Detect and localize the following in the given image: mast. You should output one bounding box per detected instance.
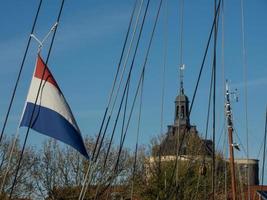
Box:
[225,81,237,200]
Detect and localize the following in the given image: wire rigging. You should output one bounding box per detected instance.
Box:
[186,41,225,198]
[175,0,184,196]
[192,56,214,200]
[212,0,218,199]
[240,0,250,197]
[260,108,267,191]
[161,1,186,199]
[157,0,168,198]
[189,0,222,116]
[94,78,131,200]
[220,1,227,198]
[92,0,163,198]
[89,0,139,165]
[99,70,145,200]
[119,77,131,148]
[130,74,144,200]
[92,0,145,164]
[78,0,139,198]
[99,0,150,171]
[159,0,185,198]
[178,0,184,72]
[160,0,168,137]
[93,68,146,200]
[163,2,222,200]
[0,0,43,145]
[108,0,145,115]
[79,1,150,199]
[93,81,131,200]
[113,0,163,178]
[8,1,65,198]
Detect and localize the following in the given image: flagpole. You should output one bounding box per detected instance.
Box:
[8,1,65,199]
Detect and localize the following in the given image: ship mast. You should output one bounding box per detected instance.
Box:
[225,81,237,200]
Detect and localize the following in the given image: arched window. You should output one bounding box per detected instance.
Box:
[180,105,184,119]
[176,106,179,118]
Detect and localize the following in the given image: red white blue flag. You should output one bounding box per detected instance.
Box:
[20,55,89,159]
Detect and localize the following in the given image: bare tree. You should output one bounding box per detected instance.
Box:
[0,135,38,199]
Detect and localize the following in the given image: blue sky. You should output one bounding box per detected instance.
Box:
[0,0,267,181]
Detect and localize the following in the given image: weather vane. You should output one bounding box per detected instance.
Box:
[179,63,185,94]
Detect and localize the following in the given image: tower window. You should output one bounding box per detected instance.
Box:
[180,105,184,119]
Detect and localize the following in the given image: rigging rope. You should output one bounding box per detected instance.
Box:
[92,0,145,164]
[119,78,131,147]
[158,0,168,198]
[94,68,145,200]
[178,0,184,68]
[1,22,59,198]
[161,0,186,198]
[88,0,139,166]
[162,0,186,198]
[230,106,248,157]
[78,0,139,198]
[113,0,162,177]
[260,108,267,191]
[130,73,144,200]
[8,1,65,198]
[95,78,131,200]
[108,0,145,115]
[92,0,163,197]
[160,0,168,140]
[0,0,43,145]
[187,48,225,198]
[192,55,214,200]
[188,0,221,116]
[164,2,222,200]
[92,80,131,200]
[220,1,227,198]
[102,78,130,169]
[100,0,149,171]
[89,0,145,167]
[204,62,214,163]
[257,138,265,159]
[212,0,218,198]
[79,1,150,199]
[99,71,132,200]
[175,0,184,197]
[240,0,250,197]
[0,0,42,194]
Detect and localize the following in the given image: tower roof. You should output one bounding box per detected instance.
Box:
[175,93,189,102]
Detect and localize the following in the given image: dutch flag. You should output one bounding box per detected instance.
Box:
[20,55,89,159]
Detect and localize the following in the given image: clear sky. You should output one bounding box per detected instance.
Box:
[0,0,267,181]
